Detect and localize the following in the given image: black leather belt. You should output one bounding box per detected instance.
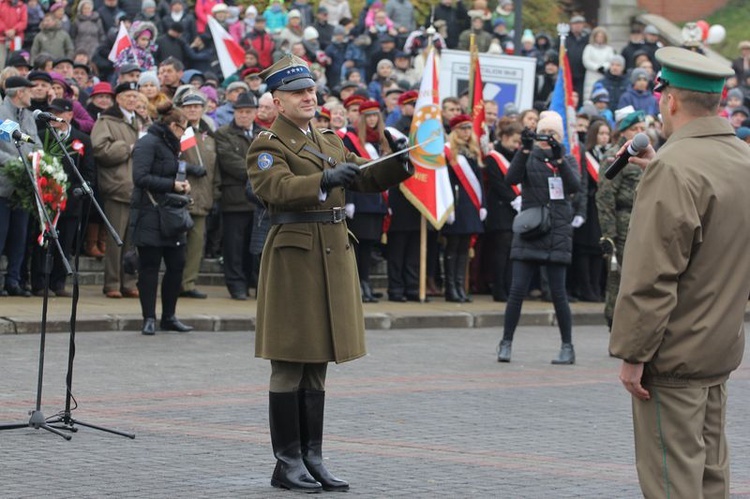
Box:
[270,207,346,225]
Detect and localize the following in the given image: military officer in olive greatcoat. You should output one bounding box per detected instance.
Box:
[246,55,413,494]
[610,47,750,498]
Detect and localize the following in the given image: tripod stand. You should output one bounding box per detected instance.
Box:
[39,122,135,439]
[0,140,74,440]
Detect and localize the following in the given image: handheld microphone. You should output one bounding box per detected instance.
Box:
[33,109,65,123]
[604,133,650,180]
[0,119,35,144]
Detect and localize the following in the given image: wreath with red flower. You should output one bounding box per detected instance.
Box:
[1,151,70,222]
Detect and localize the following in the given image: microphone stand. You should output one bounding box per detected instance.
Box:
[0,139,74,440]
[39,121,135,439]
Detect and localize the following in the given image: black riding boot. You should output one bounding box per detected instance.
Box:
[455,252,472,302]
[443,254,461,302]
[299,389,350,492]
[269,392,323,493]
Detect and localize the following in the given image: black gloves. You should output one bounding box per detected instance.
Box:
[521,128,535,150]
[321,163,360,190]
[548,136,563,159]
[186,163,207,177]
[599,237,614,255]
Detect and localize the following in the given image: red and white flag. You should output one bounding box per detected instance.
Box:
[403,46,453,229]
[207,15,245,78]
[108,22,132,63]
[180,126,197,152]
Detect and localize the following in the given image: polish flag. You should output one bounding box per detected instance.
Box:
[207,16,245,78]
[108,23,132,63]
[180,126,197,151]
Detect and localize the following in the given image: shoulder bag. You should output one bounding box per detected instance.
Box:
[147,190,195,238]
[512,205,551,240]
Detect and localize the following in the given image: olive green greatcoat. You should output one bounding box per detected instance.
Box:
[247,114,412,364]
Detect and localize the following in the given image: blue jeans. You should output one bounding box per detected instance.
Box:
[0,197,30,288]
[502,260,572,344]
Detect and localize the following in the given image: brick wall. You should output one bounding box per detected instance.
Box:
[637,0,729,22]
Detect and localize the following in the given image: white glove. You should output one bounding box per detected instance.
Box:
[446,211,456,224]
[510,196,522,213]
[344,203,355,219]
[571,215,585,228]
[387,207,393,216]
[479,207,487,221]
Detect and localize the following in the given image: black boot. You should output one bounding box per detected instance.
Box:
[455,253,472,303]
[299,389,350,492]
[269,392,323,493]
[360,281,379,303]
[496,340,512,362]
[443,255,461,302]
[551,343,576,365]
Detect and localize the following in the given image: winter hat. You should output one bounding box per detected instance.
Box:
[200,85,218,103]
[77,0,94,14]
[630,68,649,84]
[288,9,301,19]
[245,5,257,17]
[591,87,610,103]
[727,88,744,101]
[521,29,535,44]
[138,71,160,90]
[333,25,346,37]
[536,110,564,138]
[609,54,625,67]
[303,26,319,41]
[211,3,228,14]
[142,0,156,11]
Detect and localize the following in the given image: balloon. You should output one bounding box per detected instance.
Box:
[706,24,727,45]
[695,20,710,41]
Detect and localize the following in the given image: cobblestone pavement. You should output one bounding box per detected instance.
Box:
[1,325,749,498]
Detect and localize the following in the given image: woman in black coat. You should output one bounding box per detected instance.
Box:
[484,118,523,302]
[341,100,390,303]
[497,111,580,365]
[131,103,194,335]
[442,114,486,303]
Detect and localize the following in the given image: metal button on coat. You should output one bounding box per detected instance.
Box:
[326,247,331,254]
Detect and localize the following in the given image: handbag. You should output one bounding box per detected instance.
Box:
[147,191,194,238]
[512,205,551,240]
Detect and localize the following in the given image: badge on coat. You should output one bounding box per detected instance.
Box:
[258,152,274,170]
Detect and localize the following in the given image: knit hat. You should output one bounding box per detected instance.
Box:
[142,0,156,10]
[727,88,744,101]
[630,68,649,84]
[591,87,610,103]
[303,26,319,41]
[536,110,564,138]
[521,29,535,44]
[227,81,250,93]
[610,54,625,67]
[333,25,346,37]
[200,85,218,103]
[138,71,160,90]
[288,9,301,18]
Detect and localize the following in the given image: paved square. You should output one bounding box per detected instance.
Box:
[1,325,749,497]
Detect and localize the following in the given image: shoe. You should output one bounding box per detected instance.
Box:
[551,343,576,365]
[388,295,407,302]
[53,288,72,297]
[121,288,139,298]
[141,318,156,335]
[180,289,208,299]
[0,289,7,297]
[84,223,105,258]
[6,284,31,297]
[360,281,379,303]
[497,340,512,363]
[230,292,248,300]
[406,294,429,303]
[105,290,122,298]
[160,316,193,332]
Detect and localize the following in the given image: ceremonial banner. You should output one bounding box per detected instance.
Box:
[403,46,453,230]
[549,38,580,166]
[469,40,487,146]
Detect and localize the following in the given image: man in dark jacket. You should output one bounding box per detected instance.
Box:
[594,55,629,113]
[158,0,197,43]
[214,92,260,300]
[97,0,123,34]
[433,0,469,49]
[312,6,334,50]
[565,15,589,100]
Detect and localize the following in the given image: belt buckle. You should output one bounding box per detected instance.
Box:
[331,207,345,223]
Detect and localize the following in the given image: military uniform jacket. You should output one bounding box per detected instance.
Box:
[247,114,412,364]
[609,117,750,387]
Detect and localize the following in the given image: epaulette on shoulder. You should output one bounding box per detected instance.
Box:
[319,128,335,134]
[258,130,277,140]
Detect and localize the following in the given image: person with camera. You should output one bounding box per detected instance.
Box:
[130,102,194,335]
[496,110,580,364]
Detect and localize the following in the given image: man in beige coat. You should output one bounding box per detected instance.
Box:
[91,82,143,298]
[609,47,750,497]
[247,55,412,493]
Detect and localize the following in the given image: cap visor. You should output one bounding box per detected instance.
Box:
[275,77,316,92]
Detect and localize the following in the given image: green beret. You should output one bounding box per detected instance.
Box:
[618,110,646,132]
[655,47,734,93]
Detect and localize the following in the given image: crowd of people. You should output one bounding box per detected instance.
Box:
[1,0,750,331]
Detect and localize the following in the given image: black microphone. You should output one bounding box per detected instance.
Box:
[604,133,650,180]
[12,129,35,143]
[32,109,65,123]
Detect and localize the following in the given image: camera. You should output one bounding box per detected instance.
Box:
[531,133,553,143]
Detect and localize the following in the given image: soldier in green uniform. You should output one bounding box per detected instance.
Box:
[610,47,748,498]
[595,109,646,329]
[246,55,413,493]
